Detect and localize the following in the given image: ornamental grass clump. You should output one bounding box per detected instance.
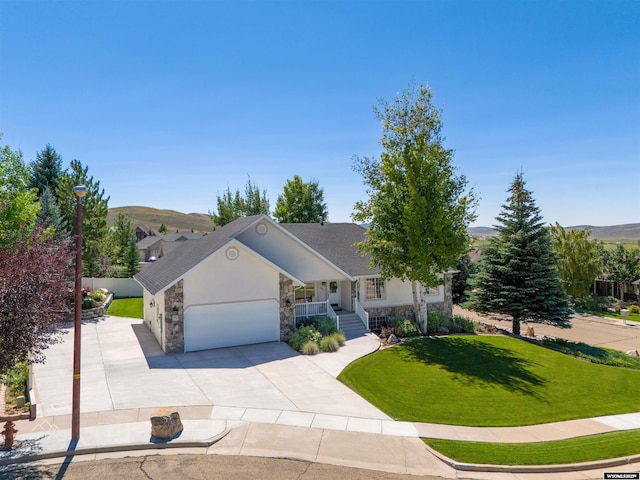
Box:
[320,336,339,352]
[301,341,320,355]
[329,331,346,346]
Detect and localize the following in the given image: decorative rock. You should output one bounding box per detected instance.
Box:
[436,326,449,335]
[525,326,535,337]
[626,349,639,357]
[150,408,183,439]
[387,333,399,344]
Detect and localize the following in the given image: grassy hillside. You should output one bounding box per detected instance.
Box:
[470,223,640,240]
[108,206,213,234]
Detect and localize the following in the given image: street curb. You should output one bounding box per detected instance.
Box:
[0,428,230,467]
[423,443,640,473]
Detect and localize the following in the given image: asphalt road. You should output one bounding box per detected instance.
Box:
[2,454,447,480]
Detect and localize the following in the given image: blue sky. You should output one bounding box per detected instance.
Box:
[1,0,638,227]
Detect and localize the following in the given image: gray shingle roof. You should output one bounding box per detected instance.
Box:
[137,235,162,249]
[280,223,377,277]
[135,215,260,295]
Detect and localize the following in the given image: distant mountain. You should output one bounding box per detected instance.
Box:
[469,223,640,240]
[108,206,213,234]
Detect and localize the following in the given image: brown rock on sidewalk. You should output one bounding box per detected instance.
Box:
[150,407,183,439]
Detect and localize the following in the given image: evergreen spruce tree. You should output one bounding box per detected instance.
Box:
[36,186,68,238]
[122,234,141,277]
[466,173,570,335]
[29,144,63,197]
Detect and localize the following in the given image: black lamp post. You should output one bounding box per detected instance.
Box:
[72,184,86,441]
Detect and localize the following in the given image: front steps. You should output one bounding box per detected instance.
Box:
[338,312,370,340]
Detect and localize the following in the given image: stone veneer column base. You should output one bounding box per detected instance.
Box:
[279,274,295,341]
[164,280,184,354]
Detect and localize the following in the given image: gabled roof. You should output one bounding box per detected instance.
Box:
[137,235,162,249]
[135,215,261,295]
[280,223,377,277]
[162,232,203,242]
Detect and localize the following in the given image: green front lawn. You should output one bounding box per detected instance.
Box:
[106,297,143,319]
[603,311,640,322]
[424,429,640,465]
[338,335,640,426]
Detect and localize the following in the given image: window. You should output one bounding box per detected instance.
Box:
[365,278,385,300]
[425,286,439,296]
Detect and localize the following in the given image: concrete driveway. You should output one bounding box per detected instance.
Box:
[33,316,389,421]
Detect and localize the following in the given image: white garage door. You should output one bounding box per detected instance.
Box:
[184,300,280,352]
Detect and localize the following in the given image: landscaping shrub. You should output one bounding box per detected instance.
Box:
[90,290,105,302]
[392,318,421,337]
[301,340,320,355]
[629,305,640,314]
[541,337,640,370]
[314,316,338,336]
[288,326,322,352]
[3,362,28,399]
[82,297,96,309]
[320,336,340,352]
[426,312,449,335]
[449,315,477,334]
[329,331,346,346]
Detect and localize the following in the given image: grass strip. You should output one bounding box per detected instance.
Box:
[106,297,143,319]
[338,335,640,426]
[423,429,640,465]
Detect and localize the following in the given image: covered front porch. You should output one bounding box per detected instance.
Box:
[293,280,369,336]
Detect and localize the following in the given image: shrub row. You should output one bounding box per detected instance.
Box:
[289,319,346,355]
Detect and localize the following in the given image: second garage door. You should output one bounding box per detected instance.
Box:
[184,300,280,352]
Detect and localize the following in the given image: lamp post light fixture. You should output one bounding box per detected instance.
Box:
[71,185,86,441]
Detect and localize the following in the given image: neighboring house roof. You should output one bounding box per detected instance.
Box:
[137,236,162,249]
[135,216,261,295]
[280,222,377,277]
[162,232,203,242]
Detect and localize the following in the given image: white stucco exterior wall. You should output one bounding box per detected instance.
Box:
[236,221,349,283]
[183,244,279,309]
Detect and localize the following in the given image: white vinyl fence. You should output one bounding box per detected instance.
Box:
[82,277,142,298]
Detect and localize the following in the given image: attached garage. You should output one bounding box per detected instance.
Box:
[184,299,280,352]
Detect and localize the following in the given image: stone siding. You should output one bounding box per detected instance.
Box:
[427,273,454,317]
[279,274,295,341]
[164,280,184,354]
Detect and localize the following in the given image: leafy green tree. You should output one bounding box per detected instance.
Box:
[274,175,328,223]
[210,177,270,227]
[158,223,168,234]
[602,244,640,300]
[108,212,135,263]
[29,144,63,197]
[57,159,110,277]
[466,173,571,335]
[550,223,603,298]
[352,83,477,331]
[36,186,68,239]
[0,142,39,245]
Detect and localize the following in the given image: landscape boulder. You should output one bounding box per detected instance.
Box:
[436,326,449,335]
[387,333,399,344]
[626,349,639,357]
[150,408,183,439]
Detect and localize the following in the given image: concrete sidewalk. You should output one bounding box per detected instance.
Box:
[2,407,639,476]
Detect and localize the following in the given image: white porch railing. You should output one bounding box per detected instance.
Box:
[354,298,369,330]
[295,300,328,317]
[295,300,340,330]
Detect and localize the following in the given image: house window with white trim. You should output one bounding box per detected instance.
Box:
[365,278,385,300]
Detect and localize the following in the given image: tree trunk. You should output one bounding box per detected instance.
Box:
[412,281,425,334]
[512,317,521,336]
